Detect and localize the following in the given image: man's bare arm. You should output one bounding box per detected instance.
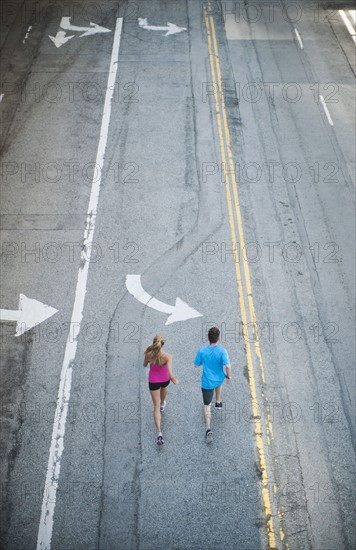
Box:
[225,364,232,379]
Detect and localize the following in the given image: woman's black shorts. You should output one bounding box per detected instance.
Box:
[149,379,170,391]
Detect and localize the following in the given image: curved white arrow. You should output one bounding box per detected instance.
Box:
[126,275,202,325]
[0,294,58,337]
[138,17,186,36]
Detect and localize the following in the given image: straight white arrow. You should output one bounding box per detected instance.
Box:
[138,17,186,36]
[126,275,202,325]
[0,294,58,337]
[60,17,111,37]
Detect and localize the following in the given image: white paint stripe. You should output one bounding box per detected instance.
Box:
[23,25,32,43]
[348,10,356,24]
[0,93,4,102]
[320,95,334,126]
[339,10,356,38]
[36,17,123,550]
[294,28,303,49]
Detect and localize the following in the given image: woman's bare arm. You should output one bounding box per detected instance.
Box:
[166,353,179,384]
[143,352,149,367]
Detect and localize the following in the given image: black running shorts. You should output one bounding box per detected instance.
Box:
[202,388,214,405]
[149,379,170,391]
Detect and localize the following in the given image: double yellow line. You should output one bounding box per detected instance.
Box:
[204,9,281,549]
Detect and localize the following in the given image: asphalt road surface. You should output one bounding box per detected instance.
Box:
[0,1,355,549]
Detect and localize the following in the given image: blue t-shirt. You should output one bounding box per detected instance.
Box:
[194,345,230,389]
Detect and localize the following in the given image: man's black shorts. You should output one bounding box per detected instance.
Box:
[202,388,215,405]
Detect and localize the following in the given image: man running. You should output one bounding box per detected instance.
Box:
[194,326,232,442]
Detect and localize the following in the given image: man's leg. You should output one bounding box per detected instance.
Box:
[204,403,212,430]
[202,389,214,434]
[215,385,222,404]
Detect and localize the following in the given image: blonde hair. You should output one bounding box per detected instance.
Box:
[144,335,166,365]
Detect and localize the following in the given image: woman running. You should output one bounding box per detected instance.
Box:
[143,335,179,445]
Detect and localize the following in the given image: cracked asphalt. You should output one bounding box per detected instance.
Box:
[0,1,355,549]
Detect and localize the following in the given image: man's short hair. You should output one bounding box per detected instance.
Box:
[208,327,220,343]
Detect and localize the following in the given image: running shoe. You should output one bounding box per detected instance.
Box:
[156,434,164,446]
[215,402,223,409]
[206,429,213,443]
[160,400,167,412]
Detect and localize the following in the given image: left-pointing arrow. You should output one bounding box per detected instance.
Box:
[49,30,75,48]
[0,294,58,337]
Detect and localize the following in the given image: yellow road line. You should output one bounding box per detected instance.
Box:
[209,10,266,386]
[207,4,275,444]
[204,10,278,549]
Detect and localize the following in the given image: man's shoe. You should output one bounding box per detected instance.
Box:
[206,429,213,443]
[215,402,222,409]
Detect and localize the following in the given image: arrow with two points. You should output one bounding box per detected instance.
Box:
[49,17,111,48]
[0,294,58,336]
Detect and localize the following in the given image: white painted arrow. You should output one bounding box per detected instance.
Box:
[49,17,111,47]
[60,17,111,37]
[126,275,202,325]
[0,294,58,337]
[49,30,75,48]
[138,17,186,36]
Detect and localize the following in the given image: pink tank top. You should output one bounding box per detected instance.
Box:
[148,362,170,383]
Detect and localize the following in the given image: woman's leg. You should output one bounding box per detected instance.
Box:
[150,390,161,432]
[160,385,168,405]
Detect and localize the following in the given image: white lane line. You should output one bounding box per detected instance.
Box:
[349,10,356,24]
[320,95,334,126]
[0,94,4,102]
[294,28,303,49]
[23,25,32,43]
[339,9,356,42]
[36,17,123,550]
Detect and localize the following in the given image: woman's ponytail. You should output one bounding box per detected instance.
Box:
[144,335,165,365]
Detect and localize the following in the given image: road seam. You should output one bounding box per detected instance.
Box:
[36,17,123,550]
